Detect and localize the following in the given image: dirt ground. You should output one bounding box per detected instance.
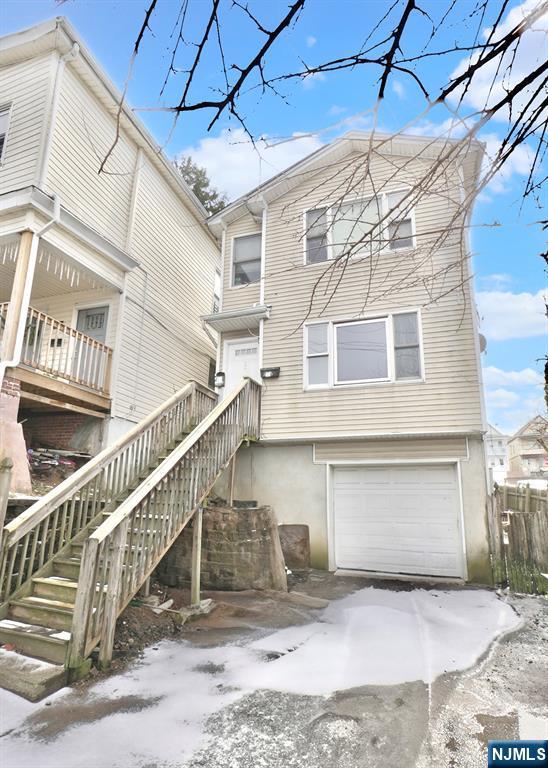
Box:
[1,572,547,768]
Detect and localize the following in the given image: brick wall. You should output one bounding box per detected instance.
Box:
[157,505,287,591]
[1,375,21,398]
[22,412,101,453]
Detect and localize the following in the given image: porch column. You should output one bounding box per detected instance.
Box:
[2,230,38,366]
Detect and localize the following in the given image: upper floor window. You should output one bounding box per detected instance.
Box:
[304,310,422,388]
[0,105,10,164]
[232,233,261,286]
[304,190,415,264]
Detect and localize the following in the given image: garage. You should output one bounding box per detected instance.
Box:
[333,464,465,578]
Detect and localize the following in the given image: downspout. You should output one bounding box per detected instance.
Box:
[258,197,268,371]
[0,195,61,385]
[36,42,80,190]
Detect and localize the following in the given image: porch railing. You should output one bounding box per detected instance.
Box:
[0,303,113,395]
[0,381,217,606]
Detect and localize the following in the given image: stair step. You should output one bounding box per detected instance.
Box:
[53,557,81,580]
[32,577,78,603]
[0,619,69,665]
[9,598,74,632]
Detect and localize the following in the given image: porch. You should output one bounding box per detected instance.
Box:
[0,235,119,414]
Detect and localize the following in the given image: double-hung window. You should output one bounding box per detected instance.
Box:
[305,322,329,386]
[305,208,329,263]
[0,105,10,164]
[232,233,261,286]
[304,311,422,388]
[387,191,414,250]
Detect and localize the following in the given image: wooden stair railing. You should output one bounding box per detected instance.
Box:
[67,378,261,670]
[0,381,217,610]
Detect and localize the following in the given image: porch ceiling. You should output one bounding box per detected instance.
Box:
[0,238,115,302]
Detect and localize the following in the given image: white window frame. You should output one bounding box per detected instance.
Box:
[0,103,12,166]
[302,188,416,266]
[230,232,262,288]
[303,308,424,391]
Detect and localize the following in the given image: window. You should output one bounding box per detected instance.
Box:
[304,190,414,264]
[305,323,329,386]
[304,311,422,388]
[232,233,261,286]
[213,270,221,312]
[332,198,381,257]
[305,208,328,263]
[0,105,10,163]
[387,191,414,250]
[336,320,388,383]
[393,312,421,379]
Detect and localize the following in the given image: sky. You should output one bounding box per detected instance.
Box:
[2,0,546,434]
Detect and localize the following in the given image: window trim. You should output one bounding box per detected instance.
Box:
[230,231,262,288]
[303,308,424,391]
[0,103,13,166]
[302,188,416,266]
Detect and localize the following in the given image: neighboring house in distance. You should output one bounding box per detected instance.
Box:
[204,131,492,584]
[485,424,509,486]
[0,18,219,492]
[507,416,548,490]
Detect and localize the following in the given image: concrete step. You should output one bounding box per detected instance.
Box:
[0,646,67,702]
[32,576,78,604]
[9,597,74,632]
[0,619,68,665]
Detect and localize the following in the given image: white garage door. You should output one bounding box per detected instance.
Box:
[333,464,464,578]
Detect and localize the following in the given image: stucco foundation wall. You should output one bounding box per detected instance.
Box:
[215,443,328,569]
[215,436,491,582]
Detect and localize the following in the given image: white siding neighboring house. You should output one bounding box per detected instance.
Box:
[0,18,219,492]
[205,132,492,583]
[507,416,548,490]
[485,424,509,487]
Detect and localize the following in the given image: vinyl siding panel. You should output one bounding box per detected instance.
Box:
[221,211,261,311]
[45,65,136,249]
[222,150,483,439]
[0,53,54,193]
[113,158,218,422]
[314,437,468,462]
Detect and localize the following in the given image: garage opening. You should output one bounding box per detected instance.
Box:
[333,464,465,578]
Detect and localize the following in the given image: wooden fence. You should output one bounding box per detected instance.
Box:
[487,485,547,595]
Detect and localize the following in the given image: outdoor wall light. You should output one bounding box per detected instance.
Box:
[260,367,280,379]
[214,371,225,388]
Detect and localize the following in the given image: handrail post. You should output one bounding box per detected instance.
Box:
[190,506,203,606]
[98,518,129,669]
[0,458,13,555]
[68,537,99,670]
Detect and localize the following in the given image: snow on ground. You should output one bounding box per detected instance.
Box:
[0,588,520,768]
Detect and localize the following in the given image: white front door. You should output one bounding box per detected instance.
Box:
[333,464,464,578]
[224,338,260,394]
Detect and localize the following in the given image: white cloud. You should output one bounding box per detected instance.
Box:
[449,0,548,121]
[328,105,347,116]
[476,289,546,340]
[306,35,317,48]
[392,80,405,99]
[302,71,326,89]
[483,366,544,387]
[180,128,323,200]
[486,388,521,408]
[481,133,536,194]
[478,273,513,290]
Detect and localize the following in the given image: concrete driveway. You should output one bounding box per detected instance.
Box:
[1,575,546,768]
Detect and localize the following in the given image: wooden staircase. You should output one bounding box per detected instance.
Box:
[0,378,261,690]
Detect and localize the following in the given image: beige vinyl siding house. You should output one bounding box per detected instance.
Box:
[0,18,219,489]
[206,133,491,583]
